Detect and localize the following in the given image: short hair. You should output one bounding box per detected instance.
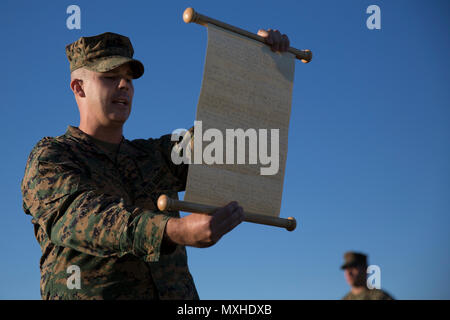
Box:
[70,67,90,81]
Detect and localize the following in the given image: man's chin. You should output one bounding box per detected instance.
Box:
[108,111,130,122]
[107,115,129,126]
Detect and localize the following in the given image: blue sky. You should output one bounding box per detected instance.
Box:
[1,0,449,299]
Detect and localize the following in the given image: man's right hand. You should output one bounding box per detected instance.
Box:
[164,201,244,248]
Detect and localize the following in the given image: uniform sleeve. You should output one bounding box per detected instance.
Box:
[159,126,194,191]
[133,126,194,192]
[21,140,169,262]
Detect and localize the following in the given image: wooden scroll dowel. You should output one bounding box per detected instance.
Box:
[183,7,312,63]
[157,194,297,232]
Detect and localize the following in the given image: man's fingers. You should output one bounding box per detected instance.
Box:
[258,29,273,45]
[192,204,243,246]
[258,28,290,52]
[271,29,281,51]
[219,206,244,235]
[213,201,238,221]
[257,29,269,38]
[281,34,290,52]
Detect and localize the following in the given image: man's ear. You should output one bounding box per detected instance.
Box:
[70,78,86,98]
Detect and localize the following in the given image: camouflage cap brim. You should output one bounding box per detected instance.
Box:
[83,55,144,79]
[341,262,357,270]
[341,261,368,270]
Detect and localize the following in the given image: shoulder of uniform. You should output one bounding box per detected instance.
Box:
[29,134,74,163]
[379,289,394,300]
[126,129,184,154]
[127,136,152,147]
[22,135,71,192]
[125,137,156,156]
[342,292,352,300]
[369,289,394,300]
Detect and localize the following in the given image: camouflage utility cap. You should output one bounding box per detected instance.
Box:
[341,251,368,269]
[66,32,144,78]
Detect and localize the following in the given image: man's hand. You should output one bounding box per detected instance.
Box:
[164,201,244,248]
[257,29,290,52]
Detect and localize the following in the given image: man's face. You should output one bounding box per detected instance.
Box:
[81,64,135,126]
[344,265,366,287]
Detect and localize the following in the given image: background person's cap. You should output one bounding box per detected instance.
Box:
[65,32,144,79]
[340,251,368,269]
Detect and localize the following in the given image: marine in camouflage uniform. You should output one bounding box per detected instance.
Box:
[21,32,198,299]
[341,252,393,300]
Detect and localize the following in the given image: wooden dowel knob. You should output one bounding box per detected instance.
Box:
[183,7,196,24]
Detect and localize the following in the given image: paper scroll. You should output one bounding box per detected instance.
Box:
[184,24,296,217]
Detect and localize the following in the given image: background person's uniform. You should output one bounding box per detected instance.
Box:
[343,288,393,300]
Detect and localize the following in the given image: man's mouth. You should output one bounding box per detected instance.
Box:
[112,98,129,106]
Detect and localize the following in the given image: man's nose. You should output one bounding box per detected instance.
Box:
[118,78,131,91]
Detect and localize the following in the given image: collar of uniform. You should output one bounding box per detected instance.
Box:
[64,125,147,159]
[64,125,119,162]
